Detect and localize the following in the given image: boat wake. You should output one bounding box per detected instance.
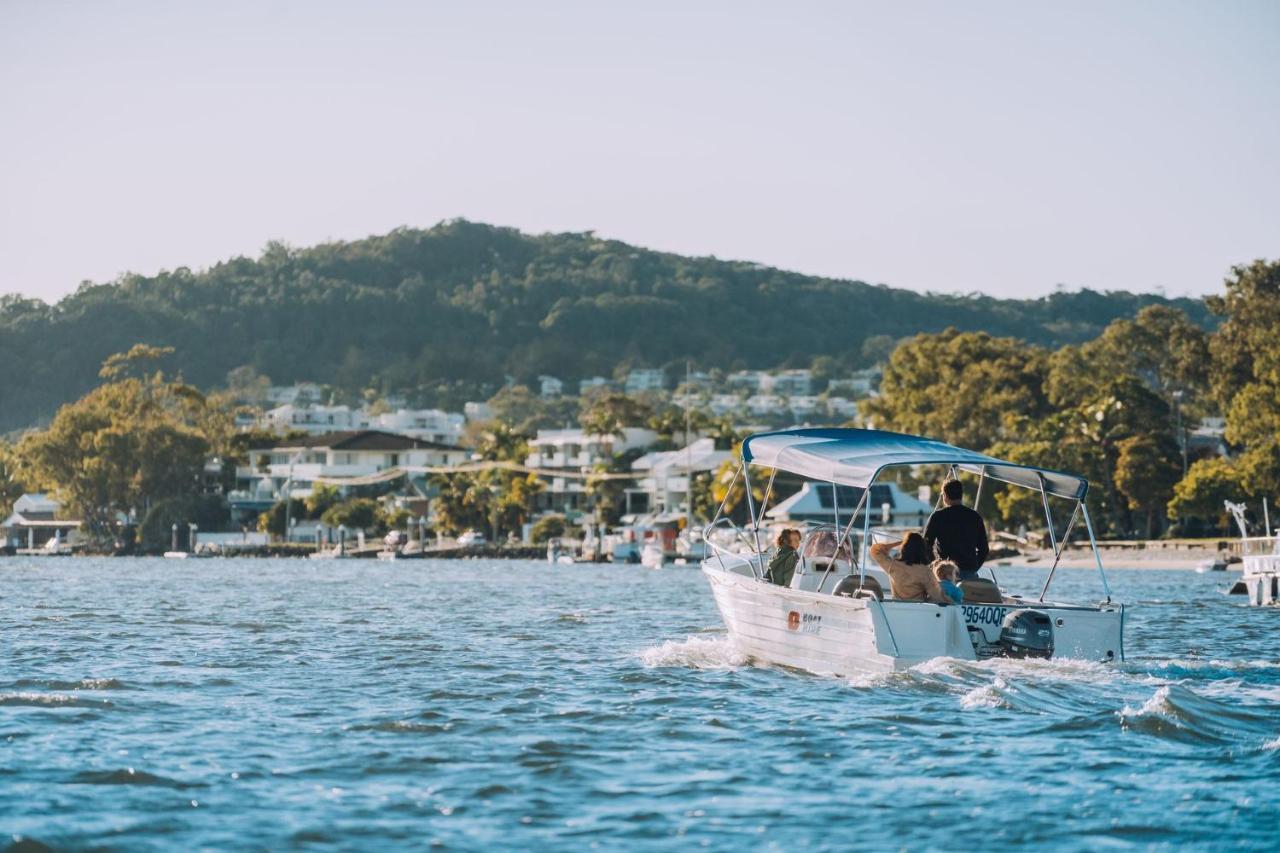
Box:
[638,635,747,670]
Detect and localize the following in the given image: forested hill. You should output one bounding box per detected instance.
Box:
[0,220,1212,432]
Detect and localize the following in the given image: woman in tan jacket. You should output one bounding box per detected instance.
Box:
[869,532,950,604]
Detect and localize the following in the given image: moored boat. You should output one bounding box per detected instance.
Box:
[1224,501,1280,605]
[700,428,1125,676]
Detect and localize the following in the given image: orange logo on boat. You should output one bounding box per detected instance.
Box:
[787,611,800,630]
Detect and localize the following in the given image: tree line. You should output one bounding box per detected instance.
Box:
[862,260,1280,538]
[0,219,1211,433]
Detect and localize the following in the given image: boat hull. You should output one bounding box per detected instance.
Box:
[702,560,1124,676]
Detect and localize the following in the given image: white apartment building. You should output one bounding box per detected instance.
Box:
[369,409,466,445]
[538,375,564,398]
[827,396,858,418]
[578,376,612,395]
[727,370,769,392]
[624,369,666,393]
[771,369,813,396]
[747,394,785,416]
[787,395,819,416]
[524,427,657,512]
[261,404,465,445]
[709,394,744,416]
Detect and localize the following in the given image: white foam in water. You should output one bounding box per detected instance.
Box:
[639,635,747,670]
[959,676,1010,710]
[1119,685,1176,722]
[1264,736,1280,751]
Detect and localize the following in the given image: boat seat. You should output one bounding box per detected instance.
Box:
[833,574,883,601]
[960,578,1002,604]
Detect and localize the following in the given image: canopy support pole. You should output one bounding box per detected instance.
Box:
[859,472,877,586]
[1081,502,1112,603]
[1038,474,1057,555]
[973,466,987,512]
[743,465,763,562]
[1039,500,1081,602]
[755,468,777,531]
[706,463,742,575]
[821,487,869,594]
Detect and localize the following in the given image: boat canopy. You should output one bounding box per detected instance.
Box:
[741,428,1088,501]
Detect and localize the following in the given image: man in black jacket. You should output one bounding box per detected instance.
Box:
[923,479,989,581]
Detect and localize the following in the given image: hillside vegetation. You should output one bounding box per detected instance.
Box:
[0,220,1212,432]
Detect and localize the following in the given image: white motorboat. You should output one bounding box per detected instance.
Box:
[700,428,1125,676]
[1224,501,1280,605]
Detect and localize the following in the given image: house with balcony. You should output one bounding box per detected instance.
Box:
[524,427,657,513]
[627,438,730,516]
[230,430,464,523]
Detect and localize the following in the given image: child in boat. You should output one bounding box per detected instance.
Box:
[765,528,801,587]
[933,560,964,605]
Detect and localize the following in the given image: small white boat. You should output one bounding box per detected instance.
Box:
[1195,557,1229,574]
[700,428,1125,676]
[1224,501,1280,605]
[641,543,666,570]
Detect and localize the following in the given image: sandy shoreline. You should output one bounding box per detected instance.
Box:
[1005,548,1236,571]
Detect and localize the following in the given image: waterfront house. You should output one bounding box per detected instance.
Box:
[524,427,657,513]
[230,431,464,523]
[627,438,730,515]
[2,493,81,550]
[766,481,932,527]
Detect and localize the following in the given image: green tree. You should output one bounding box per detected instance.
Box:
[1114,434,1181,539]
[530,514,567,544]
[579,391,653,438]
[17,352,211,537]
[862,329,1051,451]
[257,498,307,537]
[305,484,341,518]
[320,498,379,531]
[0,441,26,519]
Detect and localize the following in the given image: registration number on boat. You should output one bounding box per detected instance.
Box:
[962,605,1006,626]
[786,610,822,634]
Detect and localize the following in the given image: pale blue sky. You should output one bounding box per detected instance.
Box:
[2,1,1277,302]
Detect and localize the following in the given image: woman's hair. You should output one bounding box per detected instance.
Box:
[899,532,929,565]
[776,528,798,549]
[932,559,960,581]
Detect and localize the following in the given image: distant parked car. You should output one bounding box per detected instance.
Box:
[457,530,486,548]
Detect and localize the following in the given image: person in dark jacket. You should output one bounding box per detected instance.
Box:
[765,528,801,587]
[923,479,989,581]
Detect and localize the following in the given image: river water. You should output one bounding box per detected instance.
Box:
[1,557,1277,849]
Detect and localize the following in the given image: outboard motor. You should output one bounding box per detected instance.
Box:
[998,609,1054,659]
